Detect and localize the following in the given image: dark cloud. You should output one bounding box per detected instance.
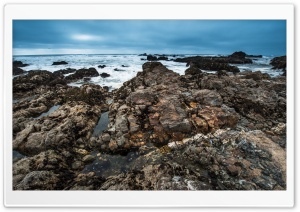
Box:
[13,20,286,55]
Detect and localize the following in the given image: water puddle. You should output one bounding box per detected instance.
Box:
[13,150,26,162]
[81,151,140,178]
[92,111,109,137]
[34,105,61,119]
[13,95,37,104]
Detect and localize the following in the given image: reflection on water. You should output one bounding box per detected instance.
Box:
[13,95,37,104]
[13,150,25,162]
[81,151,140,178]
[34,105,61,119]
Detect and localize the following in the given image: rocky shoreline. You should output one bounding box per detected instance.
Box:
[12,55,286,190]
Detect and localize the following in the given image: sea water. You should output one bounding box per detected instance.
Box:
[13,54,283,90]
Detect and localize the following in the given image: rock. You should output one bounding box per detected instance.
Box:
[229,51,247,59]
[14,171,60,190]
[65,68,99,82]
[127,88,155,106]
[63,84,107,105]
[98,65,106,68]
[217,70,228,77]
[83,77,91,82]
[72,161,83,170]
[13,150,71,190]
[100,72,110,78]
[12,58,286,191]
[115,114,128,132]
[68,172,105,190]
[185,66,202,75]
[114,68,126,72]
[102,133,111,142]
[13,101,103,156]
[157,56,168,60]
[147,55,158,61]
[198,105,239,132]
[243,71,270,81]
[192,89,223,107]
[13,60,29,67]
[227,165,241,176]
[13,70,66,93]
[270,56,286,70]
[52,61,68,65]
[13,67,25,75]
[138,53,147,56]
[108,140,118,151]
[82,155,96,163]
[53,68,76,75]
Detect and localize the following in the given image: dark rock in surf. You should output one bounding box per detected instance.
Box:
[138,53,147,56]
[147,55,158,61]
[52,61,68,65]
[53,68,77,75]
[270,56,286,70]
[114,68,126,72]
[98,65,106,69]
[65,68,99,82]
[13,61,29,68]
[100,72,110,78]
[13,61,29,76]
[13,67,25,75]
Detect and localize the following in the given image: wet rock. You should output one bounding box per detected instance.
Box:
[13,70,66,93]
[52,61,68,65]
[65,68,99,82]
[147,55,158,61]
[242,71,271,81]
[83,77,91,82]
[72,161,83,170]
[100,72,110,78]
[14,171,60,190]
[13,67,25,75]
[82,155,96,163]
[53,68,76,75]
[13,102,102,156]
[13,60,29,68]
[114,68,126,72]
[98,65,106,68]
[270,56,286,71]
[13,150,71,190]
[63,84,107,106]
[185,66,202,75]
[68,172,105,190]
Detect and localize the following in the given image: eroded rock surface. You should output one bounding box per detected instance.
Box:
[12,61,286,191]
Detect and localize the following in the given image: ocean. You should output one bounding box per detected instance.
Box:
[13,54,284,90]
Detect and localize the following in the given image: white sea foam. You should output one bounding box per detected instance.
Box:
[13,54,283,90]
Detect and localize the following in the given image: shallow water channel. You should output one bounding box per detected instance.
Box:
[82,151,140,178]
[34,105,61,119]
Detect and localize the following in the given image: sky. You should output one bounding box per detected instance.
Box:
[13,20,286,56]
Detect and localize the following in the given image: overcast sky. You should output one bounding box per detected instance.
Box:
[13,20,286,56]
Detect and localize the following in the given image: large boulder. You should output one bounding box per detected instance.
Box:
[65,68,99,82]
